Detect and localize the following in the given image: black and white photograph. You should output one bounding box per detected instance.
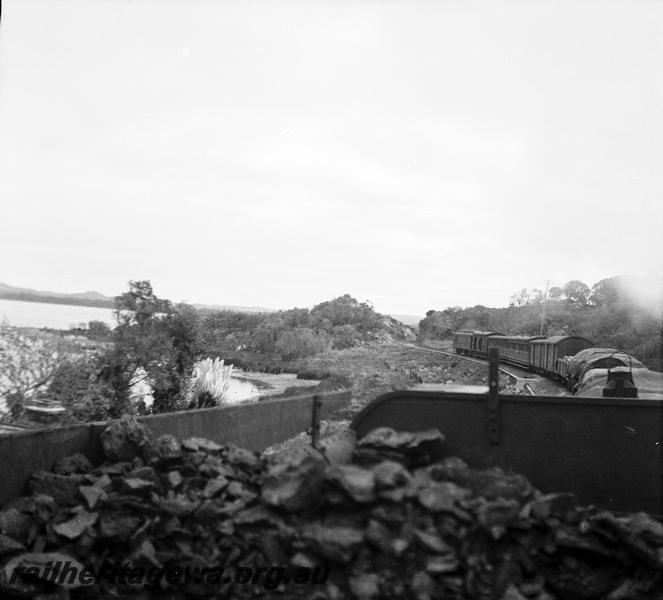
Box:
[0,1,662,598]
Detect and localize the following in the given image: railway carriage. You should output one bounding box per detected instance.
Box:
[486,335,545,368]
[453,330,473,354]
[453,331,596,385]
[529,335,594,379]
[469,331,502,357]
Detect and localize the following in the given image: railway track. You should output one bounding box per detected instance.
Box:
[393,341,557,396]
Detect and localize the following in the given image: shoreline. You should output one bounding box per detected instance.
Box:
[231,371,320,398]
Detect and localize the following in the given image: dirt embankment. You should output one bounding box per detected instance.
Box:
[291,343,512,418]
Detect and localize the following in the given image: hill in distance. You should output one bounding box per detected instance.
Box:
[0,282,278,313]
[0,282,116,308]
[389,313,423,327]
[0,282,110,302]
[0,282,417,325]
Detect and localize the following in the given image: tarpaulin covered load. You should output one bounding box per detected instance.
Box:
[565,349,646,390]
[575,366,663,399]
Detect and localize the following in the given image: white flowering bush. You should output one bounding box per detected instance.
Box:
[188,357,234,407]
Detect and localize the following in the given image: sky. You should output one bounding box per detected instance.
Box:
[0,0,662,316]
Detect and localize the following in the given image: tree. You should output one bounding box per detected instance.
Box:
[102,281,203,415]
[281,307,312,329]
[563,280,591,306]
[468,305,491,329]
[589,277,622,308]
[548,286,564,302]
[164,304,203,383]
[530,289,544,305]
[311,294,382,331]
[509,289,531,307]
[252,318,285,353]
[418,310,453,339]
[114,280,172,327]
[151,303,203,412]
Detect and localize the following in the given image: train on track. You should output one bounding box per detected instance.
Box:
[452,330,642,395]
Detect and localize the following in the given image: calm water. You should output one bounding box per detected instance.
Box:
[224,377,261,404]
[0,298,116,330]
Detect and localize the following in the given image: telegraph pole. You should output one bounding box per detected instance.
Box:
[539,280,550,335]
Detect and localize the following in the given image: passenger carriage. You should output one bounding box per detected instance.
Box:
[469,331,502,357]
[486,335,545,368]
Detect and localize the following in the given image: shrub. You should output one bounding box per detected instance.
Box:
[187,357,234,408]
[275,327,329,361]
[48,357,119,423]
[332,324,359,349]
[88,320,112,338]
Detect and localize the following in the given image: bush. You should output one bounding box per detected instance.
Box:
[187,357,234,408]
[48,357,119,423]
[275,327,329,360]
[88,320,112,338]
[332,324,359,349]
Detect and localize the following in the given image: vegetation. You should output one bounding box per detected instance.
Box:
[2,273,660,426]
[187,357,235,408]
[419,275,662,370]
[0,283,402,424]
[200,293,408,361]
[96,281,204,415]
[0,321,66,421]
[46,357,117,423]
[86,320,112,338]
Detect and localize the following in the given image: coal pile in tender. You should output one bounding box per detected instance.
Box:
[1,416,662,599]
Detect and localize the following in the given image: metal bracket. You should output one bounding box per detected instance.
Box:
[488,348,501,444]
[310,394,321,449]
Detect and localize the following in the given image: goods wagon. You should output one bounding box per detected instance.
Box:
[486,335,545,368]
[453,330,473,354]
[469,331,502,355]
[0,390,352,507]
[351,383,663,513]
[529,335,594,379]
